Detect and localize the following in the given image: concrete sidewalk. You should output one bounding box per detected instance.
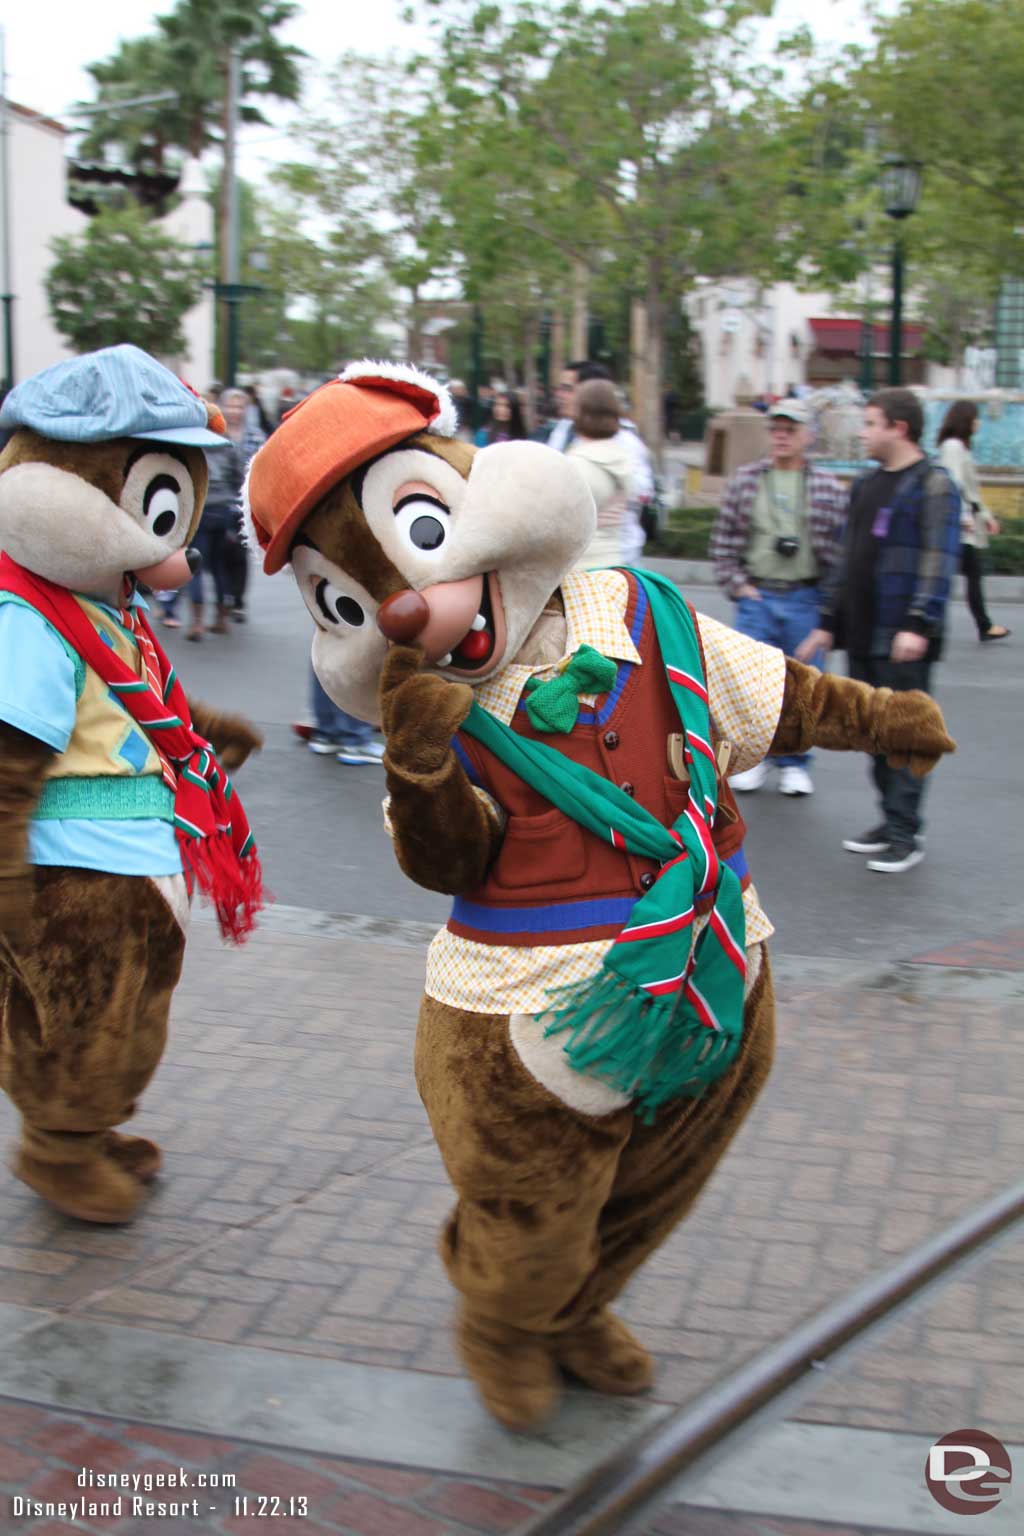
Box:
[0,905,1021,1535]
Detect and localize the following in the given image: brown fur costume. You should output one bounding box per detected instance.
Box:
[0,378,262,1224]
[246,363,954,1429]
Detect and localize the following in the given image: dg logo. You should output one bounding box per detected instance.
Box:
[926,1430,1013,1515]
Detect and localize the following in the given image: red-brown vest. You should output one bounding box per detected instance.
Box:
[450,572,749,948]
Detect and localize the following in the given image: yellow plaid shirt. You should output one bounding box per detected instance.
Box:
[387,569,785,1016]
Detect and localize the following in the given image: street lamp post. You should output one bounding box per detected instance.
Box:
[879,156,922,386]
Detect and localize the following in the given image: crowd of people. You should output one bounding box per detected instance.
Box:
[712,387,1009,875]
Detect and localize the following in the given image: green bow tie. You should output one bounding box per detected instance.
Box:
[524,644,618,733]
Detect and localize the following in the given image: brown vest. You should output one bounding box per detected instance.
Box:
[450,572,748,948]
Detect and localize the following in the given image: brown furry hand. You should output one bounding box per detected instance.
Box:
[771,659,955,777]
[875,689,957,777]
[187,701,264,771]
[379,645,474,775]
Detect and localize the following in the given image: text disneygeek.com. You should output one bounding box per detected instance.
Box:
[9,1465,310,1522]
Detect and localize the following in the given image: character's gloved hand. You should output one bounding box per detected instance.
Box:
[379,644,474,777]
[771,660,956,778]
[211,717,264,772]
[873,689,957,777]
[188,701,264,771]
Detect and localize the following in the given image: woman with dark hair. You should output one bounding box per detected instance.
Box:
[937,400,1010,642]
[484,393,526,445]
[567,379,635,568]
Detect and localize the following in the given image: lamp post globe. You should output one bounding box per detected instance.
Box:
[880,157,923,385]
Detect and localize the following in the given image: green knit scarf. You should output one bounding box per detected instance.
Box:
[459,568,747,1120]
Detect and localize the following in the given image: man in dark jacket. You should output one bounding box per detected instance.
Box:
[797,388,961,873]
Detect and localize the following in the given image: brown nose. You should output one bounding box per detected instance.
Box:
[377,588,430,642]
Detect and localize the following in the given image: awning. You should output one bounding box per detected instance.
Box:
[809,318,925,355]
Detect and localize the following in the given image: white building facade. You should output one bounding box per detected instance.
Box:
[687,278,955,409]
[2,102,214,389]
[4,103,87,381]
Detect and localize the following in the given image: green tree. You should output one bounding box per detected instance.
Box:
[46,207,202,357]
[421,0,791,459]
[778,0,1022,377]
[77,0,304,175]
[859,0,1024,283]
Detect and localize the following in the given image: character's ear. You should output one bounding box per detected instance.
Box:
[206,400,228,437]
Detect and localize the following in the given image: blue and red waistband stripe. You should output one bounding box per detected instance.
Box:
[449,846,748,939]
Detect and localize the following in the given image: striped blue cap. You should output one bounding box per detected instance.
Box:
[0,345,228,447]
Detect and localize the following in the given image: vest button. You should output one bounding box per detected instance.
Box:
[639,872,656,891]
[603,729,620,749]
[621,781,635,796]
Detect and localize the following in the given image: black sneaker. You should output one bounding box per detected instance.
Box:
[842,824,890,854]
[867,842,925,874]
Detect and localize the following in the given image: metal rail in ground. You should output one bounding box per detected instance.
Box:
[513,1179,1024,1536]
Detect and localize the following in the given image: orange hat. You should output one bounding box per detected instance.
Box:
[244,361,456,574]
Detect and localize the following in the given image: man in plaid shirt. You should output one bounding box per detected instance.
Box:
[709,399,845,796]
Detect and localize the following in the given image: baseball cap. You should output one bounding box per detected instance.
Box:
[768,398,809,424]
[0,345,228,447]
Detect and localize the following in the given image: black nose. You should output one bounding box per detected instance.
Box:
[186,546,203,575]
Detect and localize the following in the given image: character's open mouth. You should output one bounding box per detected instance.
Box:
[444,572,497,672]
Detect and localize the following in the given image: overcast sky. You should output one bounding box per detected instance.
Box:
[7,0,880,185]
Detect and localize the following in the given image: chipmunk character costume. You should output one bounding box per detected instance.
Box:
[247,363,954,1430]
[0,346,264,1225]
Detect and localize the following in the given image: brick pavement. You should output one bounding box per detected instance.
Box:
[0,906,1020,1493]
[0,1397,938,1536]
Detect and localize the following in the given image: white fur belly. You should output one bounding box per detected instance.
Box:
[509,941,765,1115]
[149,873,191,934]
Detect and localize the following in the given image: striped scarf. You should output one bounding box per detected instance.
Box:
[460,568,746,1119]
[0,555,263,943]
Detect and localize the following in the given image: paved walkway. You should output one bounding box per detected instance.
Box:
[0,905,1021,1534]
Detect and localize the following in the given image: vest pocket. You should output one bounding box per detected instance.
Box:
[491,806,587,891]
[663,774,691,824]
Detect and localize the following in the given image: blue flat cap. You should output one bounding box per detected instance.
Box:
[0,344,228,447]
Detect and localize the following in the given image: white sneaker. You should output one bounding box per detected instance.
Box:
[729,762,768,793]
[336,739,386,765]
[778,765,814,796]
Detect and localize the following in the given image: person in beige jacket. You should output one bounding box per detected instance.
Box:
[568,380,637,569]
[937,400,1010,642]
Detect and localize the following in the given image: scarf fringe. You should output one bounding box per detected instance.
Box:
[183,832,264,944]
[543,969,737,1123]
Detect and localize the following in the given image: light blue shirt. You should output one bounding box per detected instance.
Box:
[0,596,182,876]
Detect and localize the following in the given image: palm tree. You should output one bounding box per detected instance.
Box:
[77,0,304,174]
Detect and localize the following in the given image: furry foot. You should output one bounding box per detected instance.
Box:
[457,1312,562,1431]
[12,1145,145,1224]
[101,1131,162,1184]
[554,1309,655,1396]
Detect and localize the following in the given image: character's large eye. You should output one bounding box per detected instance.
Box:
[313,577,365,629]
[143,475,183,538]
[121,451,195,543]
[394,490,450,557]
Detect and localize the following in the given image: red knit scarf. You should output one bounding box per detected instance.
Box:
[0,554,263,943]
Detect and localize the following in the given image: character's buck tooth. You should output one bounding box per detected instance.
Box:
[438,652,453,667]
[471,614,488,631]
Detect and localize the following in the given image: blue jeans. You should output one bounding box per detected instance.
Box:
[734,585,823,770]
[311,670,371,746]
[187,505,233,608]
